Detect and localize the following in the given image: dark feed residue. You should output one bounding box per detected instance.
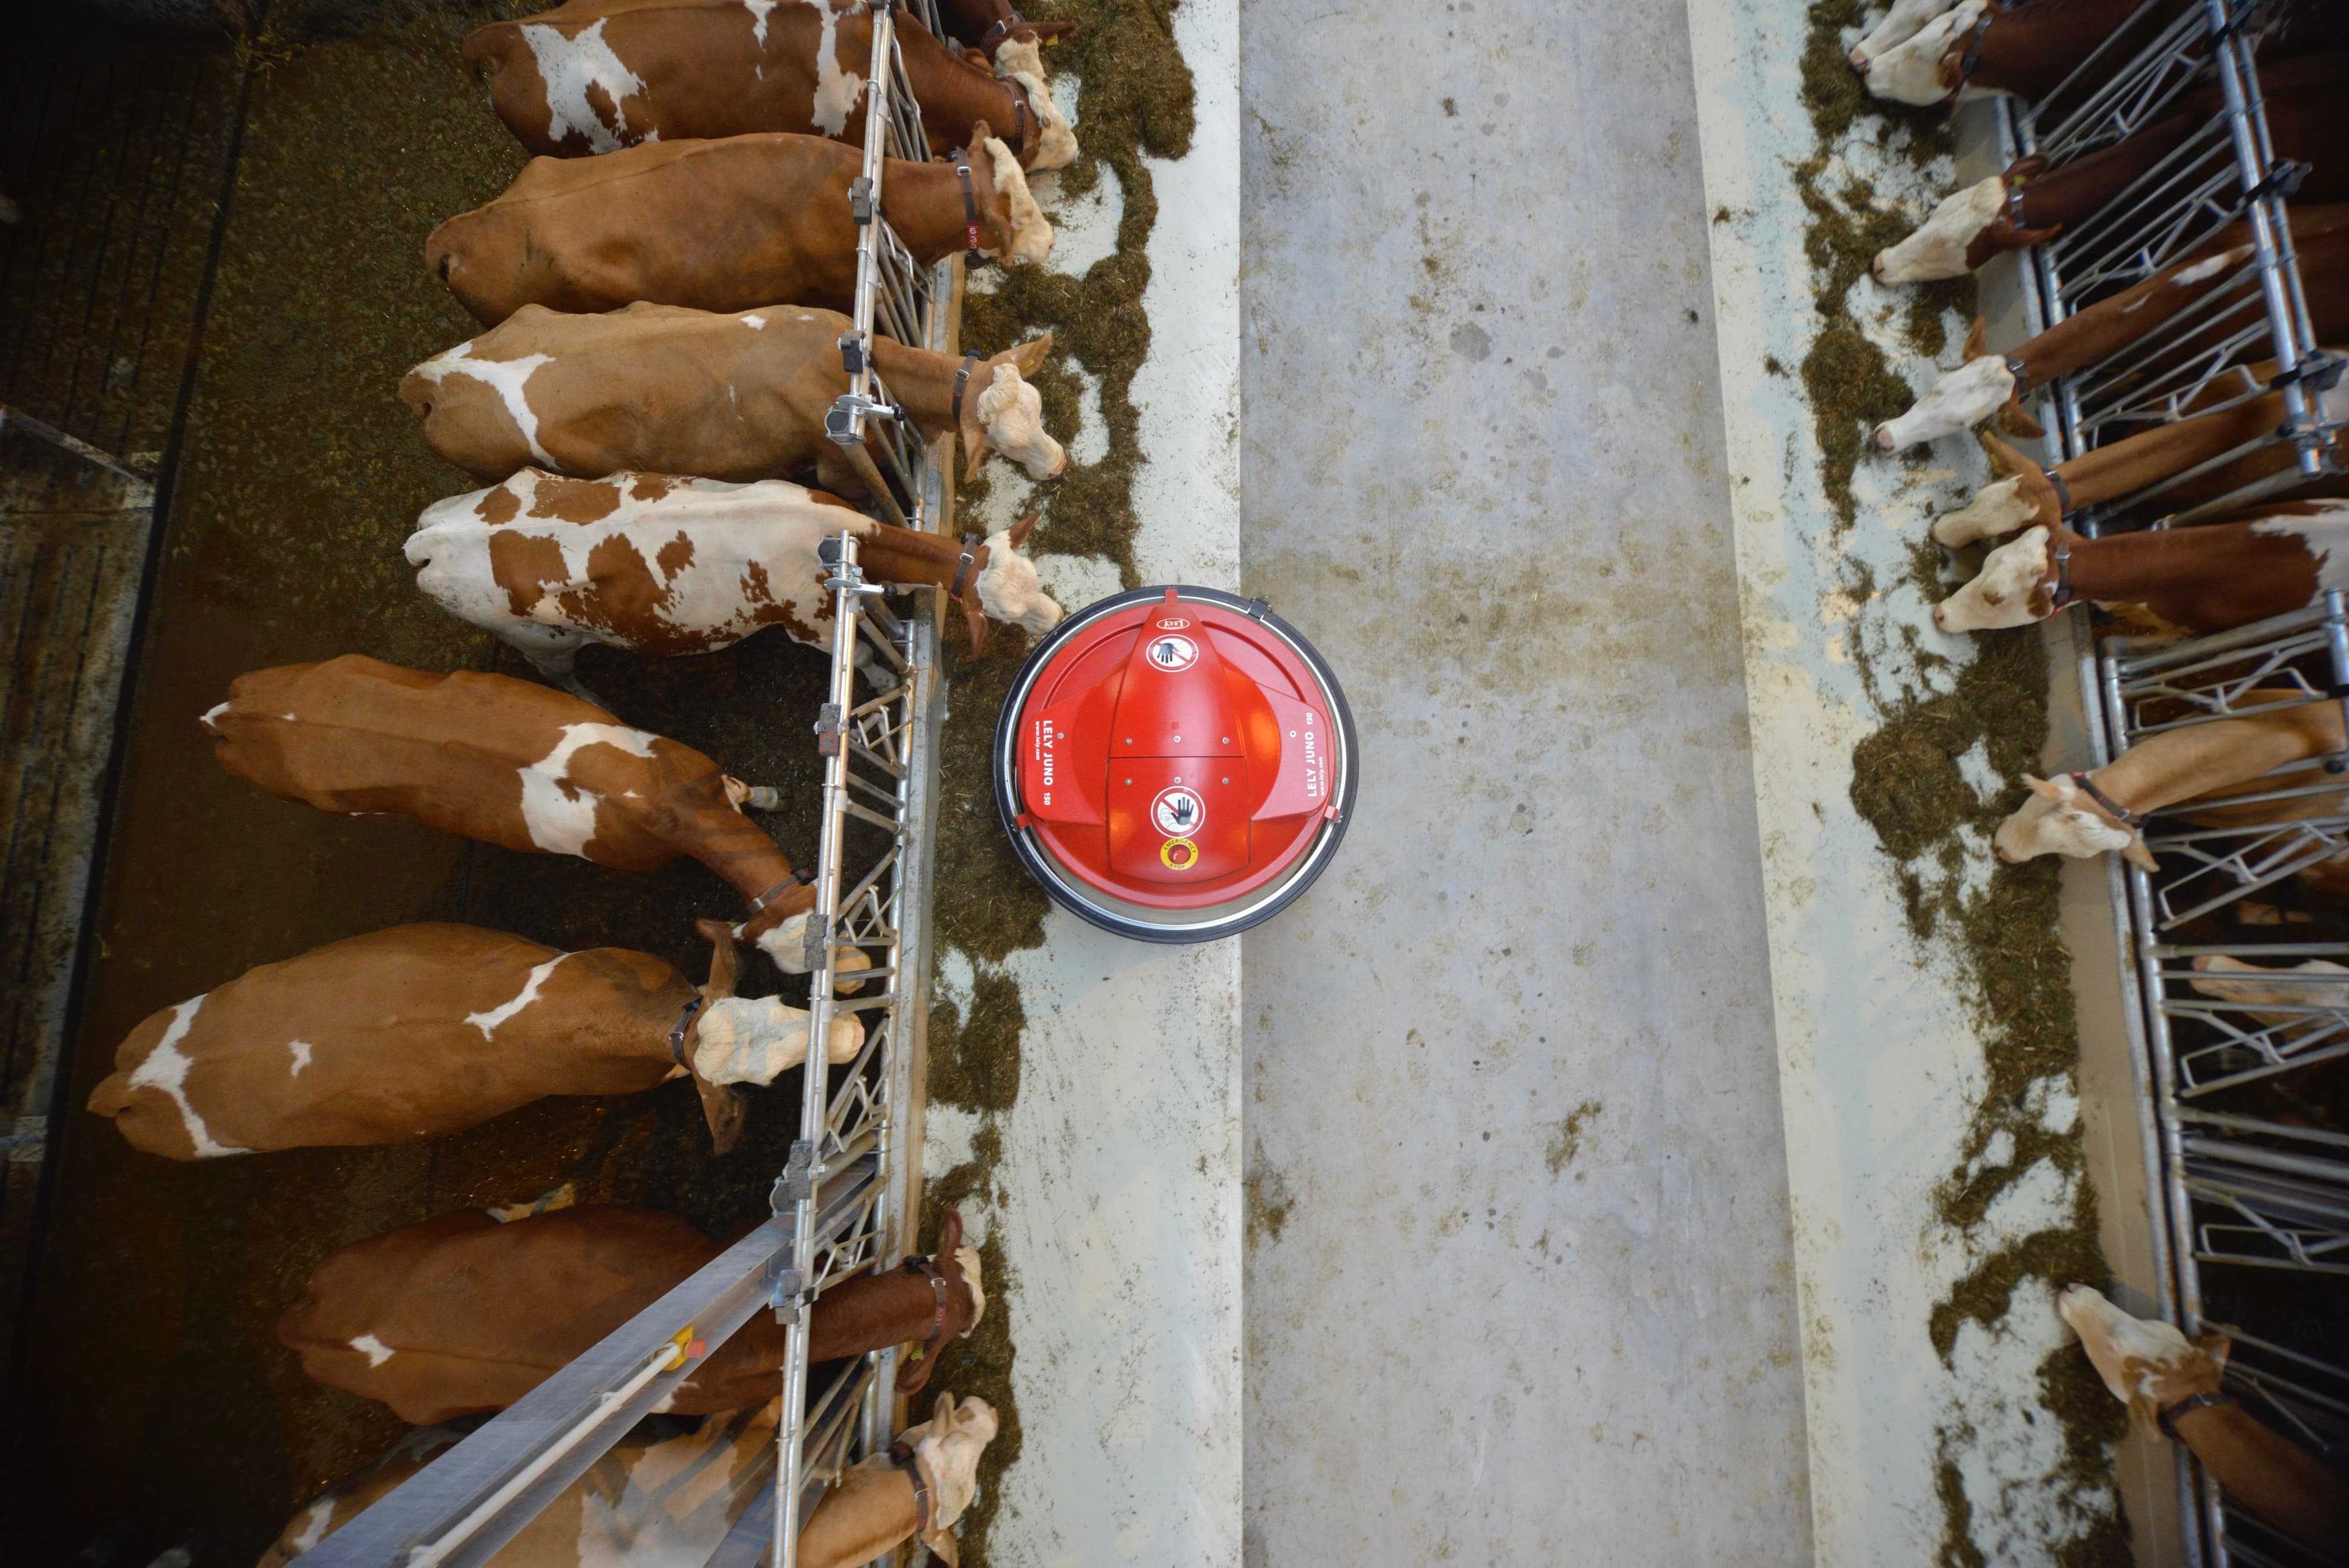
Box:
[1799,3,2126,1562]
[918,3,1196,1561]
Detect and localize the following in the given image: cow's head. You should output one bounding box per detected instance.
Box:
[1872,175,2010,284]
[1992,773,2159,871]
[1863,0,1984,105]
[900,1394,1001,1567]
[962,337,1067,483]
[1874,325,2018,453]
[1933,524,2057,633]
[999,63,1077,171]
[744,904,877,990]
[956,511,1063,654]
[898,1207,989,1394]
[1932,433,2063,548]
[967,125,1053,266]
[2058,1284,2228,1428]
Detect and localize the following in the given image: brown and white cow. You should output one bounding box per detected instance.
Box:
[2060,1286,2349,1556]
[1931,377,2349,547]
[404,469,1061,693]
[1864,0,2181,106]
[256,1407,775,1568]
[1989,696,2345,867]
[1874,58,2349,282]
[459,0,1076,170]
[797,1395,1000,1568]
[84,920,857,1161]
[204,655,822,969]
[278,1203,984,1422]
[399,302,1064,502]
[1931,502,2349,635]
[1876,208,2349,451]
[428,127,1052,328]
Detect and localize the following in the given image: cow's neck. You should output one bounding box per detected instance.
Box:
[884,160,982,270]
[855,523,989,598]
[2091,705,2343,816]
[871,338,969,442]
[900,39,1031,163]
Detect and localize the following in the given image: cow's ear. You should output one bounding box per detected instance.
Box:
[967,119,993,159]
[1008,509,1041,551]
[1011,332,1053,376]
[2197,1330,2234,1373]
[935,1206,964,1265]
[2121,833,2160,873]
[698,918,741,1000]
[2024,773,2065,800]
[963,595,990,656]
[2006,154,2048,184]
[1964,316,1989,361]
[933,1392,957,1433]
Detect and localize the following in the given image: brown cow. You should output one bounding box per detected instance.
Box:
[428,127,1052,328]
[204,655,822,968]
[2060,1286,2349,1555]
[1864,0,2183,106]
[1931,377,2349,546]
[1932,501,2349,634]
[277,1203,984,1422]
[399,302,1065,501]
[1875,57,2349,282]
[257,1393,998,1568]
[1875,206,2349,451]
[405,470,1061,695]
[459,0,1076,170]
[84,920,857,1161]
[935,2,1075,61]
[1990,696,2345,867]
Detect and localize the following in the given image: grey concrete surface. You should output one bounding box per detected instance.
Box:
[1236,3,1816,1561]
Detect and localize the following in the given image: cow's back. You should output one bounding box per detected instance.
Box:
[279,1206,724,1424]
[410,469,869,655]
[462,0,871,157]
[402,302,848,482]
[86,924,689,1159]
[429,135,863,324]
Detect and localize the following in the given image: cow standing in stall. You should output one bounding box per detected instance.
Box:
[428,127,1053,325]
[85,921,856,1161]
[1863,0,2185,107]
[403,470,1059,698]
[1930,502,2349,635]
[256,1392,998,1568]
[2060,1286,2349,1555]
[1874,56,2349,283]
[1876,207,2349,453]
[204,655,826,970]
[460,0,1075,170]
[278,1203,984,1420]
[1986,696,2345,869]
[399,302,1064,506]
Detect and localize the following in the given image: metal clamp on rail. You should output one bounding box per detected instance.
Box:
[847,175,875,225]
[826,392,900,446]
[837,328,867,376]
[773,1139,815,1210]
[2246,158,2309,205]
[815,701,847,758]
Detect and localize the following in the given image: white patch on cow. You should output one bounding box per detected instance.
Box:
[410,341,557,467]
[1992,773,2136,864]
[2058,1284,2218,1413]
[2190,954,2349,1018]
[1876,175,2005,284]
[2251,504,2349,593]
[741,313,766,329]
[744,0,776,45]
[1004,69,1076,171]
[348,1333,395,1368]
[984,136,1053,267]
[199,701,228,729]
[1932,474,2039,548]
[287,1495,337,1555]
[127,997,247,1159]
[956,1244,986,1328]
[977,363,1066,480]
[975,529,1063,634]
[466,954,570,1039]
[1852,0,1962,71]
[518,20,643,154]
[288,1039,314,1077]
[1874,354,2014,451]
[518,722,660,856]
[800,0,867,138]
[1934,525,2050,633]
[690,996,861,1086]
[2169,251,2240,288]
[1865,0,1981,104]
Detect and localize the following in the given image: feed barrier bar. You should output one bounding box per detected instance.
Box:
[292,1158,877,1568]
[828,0,940,524]
[2008,0,2341,529]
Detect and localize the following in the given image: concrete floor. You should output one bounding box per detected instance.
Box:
[1236,1,1815,1561]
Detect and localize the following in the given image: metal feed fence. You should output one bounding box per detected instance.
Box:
[1997,7,2349,1561]
[2008,0,2342,530]
[295,5,959,1561]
